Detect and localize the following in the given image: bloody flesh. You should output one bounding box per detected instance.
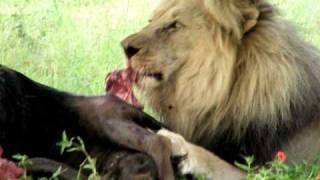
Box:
[105,67,143,109]
[0,146,24,180]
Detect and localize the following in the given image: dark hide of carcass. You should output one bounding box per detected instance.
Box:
[0,65,175,180]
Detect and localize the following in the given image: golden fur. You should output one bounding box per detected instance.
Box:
[121,0,320,174]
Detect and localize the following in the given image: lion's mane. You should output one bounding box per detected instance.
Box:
[145,0,320,163]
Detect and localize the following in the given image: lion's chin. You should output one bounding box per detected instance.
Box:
[136,75,163,89]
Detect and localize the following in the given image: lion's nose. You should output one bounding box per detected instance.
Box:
[121,36,141,59]
[124,46,140,59]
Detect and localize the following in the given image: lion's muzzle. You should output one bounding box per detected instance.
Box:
[121,33,144,60]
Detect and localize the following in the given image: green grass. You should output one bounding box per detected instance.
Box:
[237,156,320,180]
[272,0,320,45]
[0,0,319,94]
[0,0,159,94]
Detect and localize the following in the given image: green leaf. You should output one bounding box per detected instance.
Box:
[83,164,93,170]
[235,161,251,172]
[12,154,32,167]
[56,131,75,154]
[66,147,82,152]
[51,166,63,178]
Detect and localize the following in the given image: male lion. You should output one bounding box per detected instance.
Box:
[121,0,320,179]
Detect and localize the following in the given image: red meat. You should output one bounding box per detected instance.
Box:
[0,146,24,180]
[106,67,143,109]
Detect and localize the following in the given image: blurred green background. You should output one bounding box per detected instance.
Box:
[0,0,319,95]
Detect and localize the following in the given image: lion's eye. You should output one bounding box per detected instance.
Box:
[163,21,180,33]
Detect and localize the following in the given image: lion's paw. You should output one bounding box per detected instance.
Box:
[157,129,197,175]
[157,129,188,157]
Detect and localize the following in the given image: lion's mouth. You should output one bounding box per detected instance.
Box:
[141,72,163,81]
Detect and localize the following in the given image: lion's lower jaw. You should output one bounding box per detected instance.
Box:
[136,77,162,90]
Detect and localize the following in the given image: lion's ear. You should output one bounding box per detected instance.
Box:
[240,0,260,33]
[203,0,259,37]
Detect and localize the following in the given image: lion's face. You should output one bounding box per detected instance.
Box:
[120,0,268,141]
[121,0,221,90]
